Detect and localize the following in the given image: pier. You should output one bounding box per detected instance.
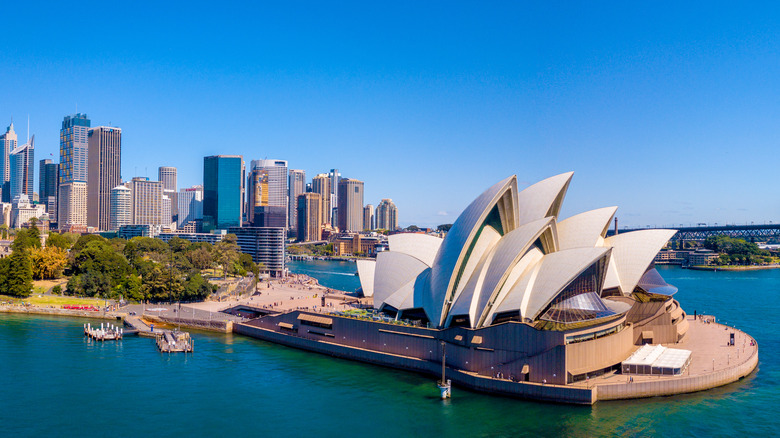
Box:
[84,322,123,341]
[155,330,194,353]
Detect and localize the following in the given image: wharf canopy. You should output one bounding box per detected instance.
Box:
[357,172,676,330]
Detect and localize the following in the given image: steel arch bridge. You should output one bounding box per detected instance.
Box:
[606,224,780,242]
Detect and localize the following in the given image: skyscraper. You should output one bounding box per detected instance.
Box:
[58,113,91,228]
[288,169,305,232]
[0,122,18,202]
[129,177,163,225]
[159,166,178,220]
[248,159,287,227]
[297,193,322,242]
[178,186,203,227]
[158,166,177,191]
[39,159,59,221]
[109,185,131,231]
[329,169,340,225]
[9,135,34,201]
[311,173,331,225]
[363,204,374,231]
[87,126,121,230]
[337,178,364,232]
[376,198,398,230]
[203,155,244,231]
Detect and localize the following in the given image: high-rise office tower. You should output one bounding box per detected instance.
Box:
[329,169,340,225]
[9,135,34,201]
[39,159,59,221]
[337,178,364,232]
[311,173,331,225]
[376,198,398,230]
[203,155,244,231]
[86,126,121,230]
[159,166,178,219]
[363,204,374,231]
[158,166,177,191]
[178,186,203,227]
[109,185,131,231]
[297,192,322,242]
[288,169,305,232]
[0,122,18,202]
[129,177,163,225]
[58,113,91,228]
[162,193,172,226]
[247,159,287,227]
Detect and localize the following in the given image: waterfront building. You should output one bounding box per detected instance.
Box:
[337,178,364,232]
[39,159,59,221]
[296,192,322,242]
[227,226,286,277]
[129,177,163,226]
[375,198,398,230]
[109,185,131,231]
[0,122,17,202]
[332,233,380,256]
[86,126,121,230]
[58,114,91,228]
[329,169,340,225]
[311,173,331,225]
[288,169,305,232]
[178,185,203,227]
[9,135,34,201]
[203,155,244,231]
[247,159,287,228]
[363,204,374,231]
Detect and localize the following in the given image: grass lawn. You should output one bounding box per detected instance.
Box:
[0,294,106,307]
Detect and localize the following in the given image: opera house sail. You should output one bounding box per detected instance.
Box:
[236,172,758,404]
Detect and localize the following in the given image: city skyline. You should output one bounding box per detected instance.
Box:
[2,3,779,228]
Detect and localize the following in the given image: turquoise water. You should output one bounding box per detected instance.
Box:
[288,259,361,292]
[0,264,777,437]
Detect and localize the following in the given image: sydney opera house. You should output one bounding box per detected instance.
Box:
[237,173,758,403]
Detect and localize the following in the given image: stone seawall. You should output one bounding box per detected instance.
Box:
[234,322,596,404]
[143,314,233,333]
[0,305,121,321]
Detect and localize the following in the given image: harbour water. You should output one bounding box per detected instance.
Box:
[0,264,777,437]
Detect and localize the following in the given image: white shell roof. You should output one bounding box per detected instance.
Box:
[481,246,544,326]
[373,251,429,308]
[557,206,617,251]
[387,233,443,267]
[356,260,376,297]
[515,172,573,226]
[471,217,556,327]
[428,176,518,326]
[369,172,678,330]
[522,247,610,320]
[604,229,677,295]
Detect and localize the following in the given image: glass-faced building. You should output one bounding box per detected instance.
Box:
[203,155,244,231]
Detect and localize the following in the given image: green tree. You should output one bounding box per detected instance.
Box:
[437,224,453,232]
[12,229,41,252]
[182,273,214,301]
[213,234,240,278]
[4,251,33,297]
[46,232,74,250]
[116,275,144,302]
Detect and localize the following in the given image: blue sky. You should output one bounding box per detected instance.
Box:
[2,2,779,228]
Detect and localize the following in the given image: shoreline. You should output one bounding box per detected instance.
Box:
[686,264,780,271]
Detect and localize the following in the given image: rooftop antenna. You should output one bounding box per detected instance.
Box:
[27,115,29,143]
